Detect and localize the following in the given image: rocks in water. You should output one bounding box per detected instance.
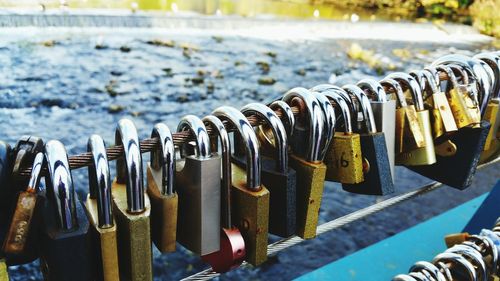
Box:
[176,94,190,103]
[146,39,175,48]
[120,46,131,53]
[211,70,224,79]
[294,69,306,76]
[95,44,108,50]
[108,104,125,113]
[110,70,123,76]
[258,77,276,85]
[162,67,174,77]
[212,36,224,43]
[264,51,277,58]
[105,80,119,97]
[191,76,204,85]
[41,40,57,47]
[256,61,270,73]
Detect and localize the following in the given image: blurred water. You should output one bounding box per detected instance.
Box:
[0,22,498,280]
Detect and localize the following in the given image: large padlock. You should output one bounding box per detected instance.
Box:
[111,119,152,281]
[282,88,328,240]
[85,134,119,281]
[40,140,92,281]
[213,106,270,266]
[357,79,396,182]
[239,103,297,237]
[201,115,245,273]
[147,123,178,253]
[2,152,44,265]
[341,84,394,195]
[380,78,425,155]
[176,115,221,256]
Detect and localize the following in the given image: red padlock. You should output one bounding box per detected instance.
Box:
[201,115,246,273]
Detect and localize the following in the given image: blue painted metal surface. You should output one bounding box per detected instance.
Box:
[295,193,489,281]
[463,180,500,234]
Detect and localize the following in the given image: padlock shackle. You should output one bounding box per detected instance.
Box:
[241,103,289,174]
[12,135,44,180]
[342,84,377,134]
[474,52,500,100]
[357,79,388,102]
[409,261,447,281]
[268,100,295,137]
[115,118,145,213]
[380,78,407,108]
[150,123,175,196]
[318,89,353,134]
[177,115,211,158]
[202,115,232,229]
[310,92,336,160]
[45,140,78,231]
[433,252,476,281]
[311,84,358,119]
[213,106,262,191]
[26,152,44,194]
[435,65,460,95]
[282,87,325,162]
[410,70,438,101]
[87,134,114,228]
[386,72,425,112]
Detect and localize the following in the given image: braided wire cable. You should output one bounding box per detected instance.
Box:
[181,157,500,281]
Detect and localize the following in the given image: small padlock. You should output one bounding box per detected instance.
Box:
[239,103,297,237]
[111,119,152,281]
[282,88,329,240]
[2,152,44,264]
[380,78,425,155]
[341,84,394,195]
[176,115,221,256]
[40,140,92,281]
[146,123,178,253]
[213,106,270,266]
[357,79,397,183]
[201,115,245,273]
[387,72,436,166]
[84,134,119,281]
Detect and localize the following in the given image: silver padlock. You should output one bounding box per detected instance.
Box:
[176,115,221,255]
[357,79,396,181]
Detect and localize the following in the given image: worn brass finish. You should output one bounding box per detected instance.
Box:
[112,180,152,281]
[444,233,469,248]
[396,105,425,153]
[147,164,178,253]
[434,140,457,157]
[448,87,481,129]
[0,259,8,281]
[431,91,458,139]
[289,155,326,239]
[325,132,364,184]
[396,110,436,166]
[481,100,499,155]
[230,164,269,266]
[85,196,120,281]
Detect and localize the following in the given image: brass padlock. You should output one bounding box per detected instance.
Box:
[282,88,329,240]
[357,79,396,182]
[387,72,436,166]
[85,134,120,281]
[0,258,8,281]
[380,78,425,154]
[112,119,152,281]
[147,123,178,253]
[201,115,246,273]
[213,106,270,266]
[176,115,221,256]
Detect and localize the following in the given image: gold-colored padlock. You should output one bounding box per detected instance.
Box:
[213,106,270,266]
[112,119,152,281]
[85,135,120,281]
[388,73,436,166]
[282,88,330,239]
[147,123,178,253]
[0,258,8,281]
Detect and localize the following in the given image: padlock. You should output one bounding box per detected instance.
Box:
[311,84,357,125]
[314,87,364,184]
[40,140,92,281]
[201,115,245,273]
[357,79,396,182]
[176,115,221,256]
[269,100,295,137]
[380,78,425,155]
[0,258,8,281]
[282,88,328,240]
[213,106,270,266]
[2,152,44,265]
[0,141,11,251]
[239,103,297,237]
[84,134,119,281]
[146,123,178,253]
[341,84,394,195]
[111,119,152,281]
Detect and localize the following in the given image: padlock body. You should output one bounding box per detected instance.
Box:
[325,132,364,184]
[370,100,396,183]
[396,110,436,166]
[176,155,221,255]
[396,105,425,153]
[0,258,8,281]
[289,155,326,239]
[448,87,481,129]
[147,163,178,253]
[231,163,269,266]
[40,199,92,281]
[410,121,491,189]
[112,180,152,281]
[85,196,120,281]
[342,132,394,195]
[430,91,458,139]
[2,191,43,265]
[201,227,246,273]
[232,155,297,237]
[480,100,499,161]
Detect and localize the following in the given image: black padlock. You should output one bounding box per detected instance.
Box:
[40,140,92,281]
[342,85,394,195]
[0,141,12,247]
[237,103,298,237]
